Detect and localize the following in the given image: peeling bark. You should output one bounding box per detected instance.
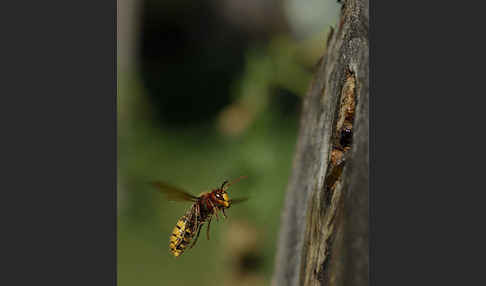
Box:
[272,0,369,285]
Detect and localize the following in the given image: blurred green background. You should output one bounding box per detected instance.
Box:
[117,0,339,285]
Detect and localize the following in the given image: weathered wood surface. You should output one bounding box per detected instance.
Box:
[272,0,369,285]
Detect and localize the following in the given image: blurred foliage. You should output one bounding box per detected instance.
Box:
[118,72,298,285]
[118,1,336,284]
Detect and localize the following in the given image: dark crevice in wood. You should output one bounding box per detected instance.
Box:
[317,229,338,286]
[323,69,356,205]
[313,70,356,285]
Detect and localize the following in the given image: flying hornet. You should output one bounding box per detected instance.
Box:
[152,176,248,257]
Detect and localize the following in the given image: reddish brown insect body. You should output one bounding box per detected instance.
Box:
[152,176,247,257]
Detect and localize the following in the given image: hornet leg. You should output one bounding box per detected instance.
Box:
[189,224,203,249]
[192,204,200,233]
[206,215,212,240]
[208,200,220,221]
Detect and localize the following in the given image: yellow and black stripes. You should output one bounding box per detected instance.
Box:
[169,213,200,257]
[169,216,193,257]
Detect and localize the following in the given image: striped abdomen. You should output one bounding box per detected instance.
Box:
[169,215,195,257]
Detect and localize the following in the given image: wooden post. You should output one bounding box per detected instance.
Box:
[272,1,369,285]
